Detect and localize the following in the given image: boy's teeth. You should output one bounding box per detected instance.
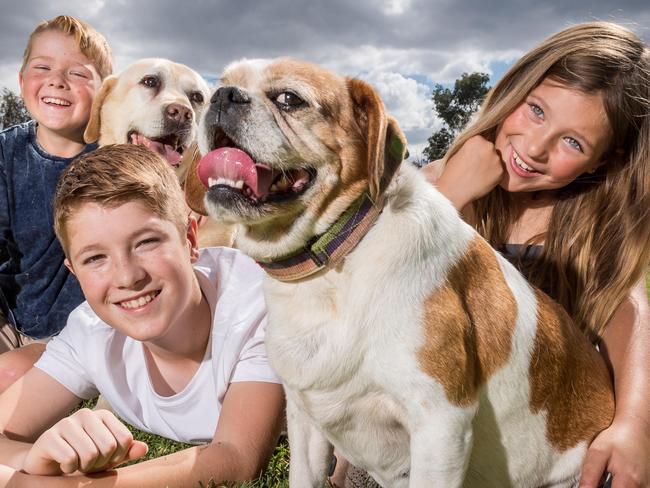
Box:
[119,291,157,310]
[43,97,71,106]
[513,151,534,172]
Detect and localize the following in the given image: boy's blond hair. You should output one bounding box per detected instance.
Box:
[54,144,189,255]
[21,15,113,79]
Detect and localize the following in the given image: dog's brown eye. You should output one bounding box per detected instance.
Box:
[275,92,304,110]
[140,75,160,89]
[190,92,204,104]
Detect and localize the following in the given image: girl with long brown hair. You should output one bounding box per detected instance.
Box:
[426,21,650,487]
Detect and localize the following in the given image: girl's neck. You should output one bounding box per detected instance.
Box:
[508,191,558,245]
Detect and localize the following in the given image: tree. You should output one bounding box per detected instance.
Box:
[0,88,30,130]
[423,72,490,162]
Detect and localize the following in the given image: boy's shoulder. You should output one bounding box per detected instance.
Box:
[196,246,264,283]
[195,246,266,312]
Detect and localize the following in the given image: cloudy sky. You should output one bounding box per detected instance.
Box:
[1,0,649,158]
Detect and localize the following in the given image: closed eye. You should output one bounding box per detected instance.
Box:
[82,254,106,265]
[136,237,160,248]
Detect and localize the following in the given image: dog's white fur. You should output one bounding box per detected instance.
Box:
[188,58,614,487]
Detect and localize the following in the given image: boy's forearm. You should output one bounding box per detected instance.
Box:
[6,441,267,488]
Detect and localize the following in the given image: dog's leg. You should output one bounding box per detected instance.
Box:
[287,394,333,487]
[408,406,477,487]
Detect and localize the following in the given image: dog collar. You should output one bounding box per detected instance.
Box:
[257,192,383,281]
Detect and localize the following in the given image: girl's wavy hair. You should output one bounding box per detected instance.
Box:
[445,21,650,340]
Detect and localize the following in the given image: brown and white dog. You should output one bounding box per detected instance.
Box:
[185,58,614,487]
[83,58,234,247]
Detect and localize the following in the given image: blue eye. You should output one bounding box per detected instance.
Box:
[529,103,544,119]
[564,137,583,152]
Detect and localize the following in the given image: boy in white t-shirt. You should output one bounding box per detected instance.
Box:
[0,144,285,487]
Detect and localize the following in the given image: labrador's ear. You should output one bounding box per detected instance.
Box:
[183,143,208,216]
[347,78,407,201]
[84,76,117,143]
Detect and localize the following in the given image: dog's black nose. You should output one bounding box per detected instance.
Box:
[210,86,250,105]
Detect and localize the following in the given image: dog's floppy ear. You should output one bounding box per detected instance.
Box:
[347,78,408,201]
[83,76,117,143]
[184,143,208,216]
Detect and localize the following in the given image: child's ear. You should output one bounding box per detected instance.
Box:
[186,217,200,263]
[64,258,75,276]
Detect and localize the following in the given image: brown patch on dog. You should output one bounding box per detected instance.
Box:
[417,236,517,406]
[529,290,614,451]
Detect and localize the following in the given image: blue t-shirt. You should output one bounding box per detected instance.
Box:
[0,121,95,339]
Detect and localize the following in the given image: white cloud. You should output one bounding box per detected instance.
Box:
[358,70,443,162]
[380,0,413,15]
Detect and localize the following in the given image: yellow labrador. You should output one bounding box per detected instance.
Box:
[85,58,234,247]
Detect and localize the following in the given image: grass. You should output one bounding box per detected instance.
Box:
[79,398,291,487]
[127,432,291,488]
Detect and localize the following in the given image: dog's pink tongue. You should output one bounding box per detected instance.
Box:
[130,133,181,166]
[197,147,274,199]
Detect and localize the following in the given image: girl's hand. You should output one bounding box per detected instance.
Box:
[427,135,505,211]
[21,408,148,476]
[580,416,650,488]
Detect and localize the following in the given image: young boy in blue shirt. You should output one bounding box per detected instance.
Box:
[0,15,112,389]
[0,144,284,487]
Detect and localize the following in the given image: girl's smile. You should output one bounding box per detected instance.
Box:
[495,78,613,193]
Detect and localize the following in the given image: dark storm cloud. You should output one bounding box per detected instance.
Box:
[2,0,648,81]
[1,0,648,151]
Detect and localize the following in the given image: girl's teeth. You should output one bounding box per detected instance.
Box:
[514,152,534,172]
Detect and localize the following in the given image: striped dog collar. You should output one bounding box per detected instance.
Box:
[257,192,383,281]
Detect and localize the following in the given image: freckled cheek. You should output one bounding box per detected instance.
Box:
[549,156,589,181]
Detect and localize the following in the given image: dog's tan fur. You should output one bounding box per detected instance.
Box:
[418,236,517,407]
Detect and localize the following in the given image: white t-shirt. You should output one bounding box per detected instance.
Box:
[35,247,280,444]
